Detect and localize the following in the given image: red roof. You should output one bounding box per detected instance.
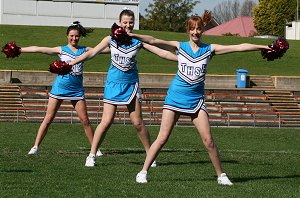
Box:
[203,16,257,37]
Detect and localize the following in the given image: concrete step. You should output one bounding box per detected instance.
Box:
[251,85,275,88]
[264,90,292,95]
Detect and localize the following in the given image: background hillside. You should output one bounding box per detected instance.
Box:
[0,24,299,75]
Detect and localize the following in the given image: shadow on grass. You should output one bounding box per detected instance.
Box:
[233,174,300,183]
[0,169,33,173]
[130,159,238,166]
[60,148,203,156]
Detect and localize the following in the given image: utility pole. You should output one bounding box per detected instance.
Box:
[297,0,299,21]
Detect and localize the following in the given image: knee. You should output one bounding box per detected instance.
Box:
[100,117,114,128]
[43,115,55,125]
[132,119,144,130]
[155,134,169,147]
[80,117,91,127]
[203,138,215,151]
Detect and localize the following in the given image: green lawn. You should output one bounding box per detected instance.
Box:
[0,123,299,197]
[1,24,300,75]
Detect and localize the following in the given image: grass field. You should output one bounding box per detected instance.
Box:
[1,24,300,75]
[0,122,299,197]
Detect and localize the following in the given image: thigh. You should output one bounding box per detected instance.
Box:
[127,97,143,122]
[45,97,63,117]
[191,110,212,140]
[157,109,180,140]
[102,102,117,122]
[72,99,89,120]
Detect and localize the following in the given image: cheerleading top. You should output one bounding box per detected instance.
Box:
[163,42,214,114]
[106,37,143,84]
[49,45,87,100]
[102,37,143,105]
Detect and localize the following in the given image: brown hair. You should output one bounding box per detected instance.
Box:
[67,21,93,37]
[119,9,135,22]
[186,10,212,33]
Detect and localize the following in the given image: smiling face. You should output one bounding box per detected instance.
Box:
[187,16,204,43]
[119,14,134,33]
[67,29,80,47]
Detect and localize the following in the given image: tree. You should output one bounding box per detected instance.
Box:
[212,0,241,24]
[140,0,200,32]
[253,0,297,36]
[240,0,257,17]
[212,0,257,24]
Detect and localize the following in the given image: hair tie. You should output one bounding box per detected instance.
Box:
[123,7,130,10]
[71,21,80,26]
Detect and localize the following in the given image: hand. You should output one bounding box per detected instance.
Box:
[110,23,131,45]
[2,42,21,58]
[261,37,289,61]
[49,60,72,75]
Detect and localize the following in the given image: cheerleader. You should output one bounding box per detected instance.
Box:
[69,9,177,167]
[20,21,105,156]
[130,14,270,185]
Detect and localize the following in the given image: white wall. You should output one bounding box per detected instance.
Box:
[0,0,140,29]
[285,21,300,40]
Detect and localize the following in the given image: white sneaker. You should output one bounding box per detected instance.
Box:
[96,149,103,157]
[85,155,96,167]
[217,173,233,186]
[150,160,157,168]
[28,146,39,155]
[136,171,147,183]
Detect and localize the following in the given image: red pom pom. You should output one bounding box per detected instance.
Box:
[49,60,72,75]
[2,42,21,58]
[261,37,289,61]
[110,23,131,45]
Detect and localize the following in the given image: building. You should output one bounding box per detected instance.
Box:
[203,16,257,37]
[0,0,140,29]
[285,21,300,40]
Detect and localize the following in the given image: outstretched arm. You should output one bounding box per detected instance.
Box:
[212,43,269,55]
[69,36,110,66]
[20,46,61,55]
[143,43,177,62]
[129,33,179,52]
[87,46,111,54]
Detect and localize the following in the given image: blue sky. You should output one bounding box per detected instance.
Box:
[140,0,259,16]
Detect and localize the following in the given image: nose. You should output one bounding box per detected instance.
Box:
[191,29,197,34]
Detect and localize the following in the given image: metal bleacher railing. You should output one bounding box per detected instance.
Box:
[1,85,300,128]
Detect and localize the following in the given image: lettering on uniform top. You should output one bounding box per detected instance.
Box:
[114,54,134,65]
[69,62,83,76]
[181,63,207,76]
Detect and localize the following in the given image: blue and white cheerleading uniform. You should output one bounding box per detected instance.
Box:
[103,37,143,105]
[49,45,86,100]
[164,42,213,114]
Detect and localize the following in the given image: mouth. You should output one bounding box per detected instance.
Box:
[125,28,132,33]
[191,35,200,39]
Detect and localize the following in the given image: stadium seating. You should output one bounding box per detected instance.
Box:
[1,84,299,128]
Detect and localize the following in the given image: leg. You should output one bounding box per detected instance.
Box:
[32,97,62,147]
[127,97,151,153]
[141,109,179,171]
[192,110,233,185]
[85,103,116,166]
[191,110,223,176]
[136,109,179,183]
[90,103,116,155]
[72,99,93,144]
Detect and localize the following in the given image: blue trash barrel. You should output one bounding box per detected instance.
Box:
[236,69,248,88]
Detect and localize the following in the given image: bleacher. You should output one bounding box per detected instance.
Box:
[1,84,300,128]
